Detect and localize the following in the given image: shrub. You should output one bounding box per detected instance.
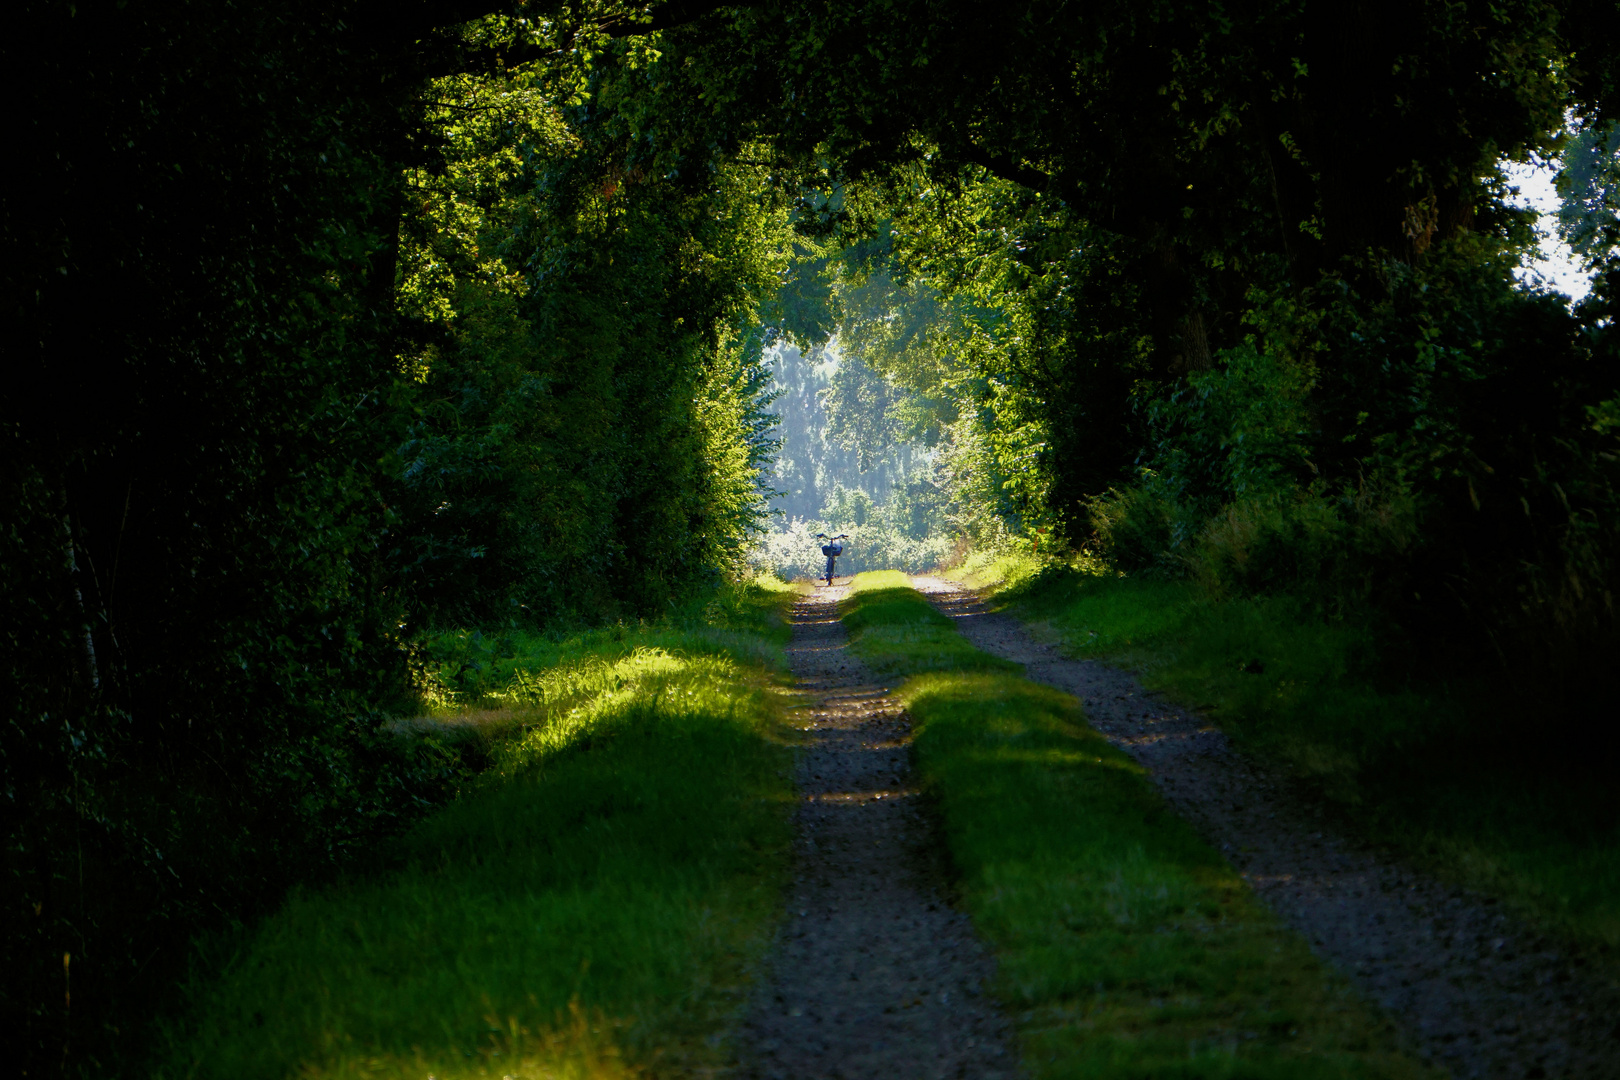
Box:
[1189,494,1346,598]
[1086,483,1179,573]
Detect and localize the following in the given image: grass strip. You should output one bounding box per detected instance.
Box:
[160,578,798,1080]
[841,569,1020,678]
[841,572,1434,1079]
[952,552,1620,952]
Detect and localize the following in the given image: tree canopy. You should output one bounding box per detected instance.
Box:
[7,0,1620,1072]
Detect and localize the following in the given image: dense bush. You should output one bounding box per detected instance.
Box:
[3,10,788,1074]
[1087,243,1620,668]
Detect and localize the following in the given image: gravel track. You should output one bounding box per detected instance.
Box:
[911,574,1620,1080]
[736,584,1017,1080]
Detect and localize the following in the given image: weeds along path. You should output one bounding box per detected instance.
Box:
[910,575,1620,1080]
[738,584,1016,1080]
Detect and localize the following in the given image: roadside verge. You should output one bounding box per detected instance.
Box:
[949,551,1620,955]
[840,572,1433,1079]
[159,579,799,1080]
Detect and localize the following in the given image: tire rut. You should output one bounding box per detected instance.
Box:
[911,574,1620,1080]
[736,584,1017,1080]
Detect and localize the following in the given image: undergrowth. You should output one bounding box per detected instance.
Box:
[840,572,1432,1079]
[158,576,799,1080]
[952,551,1620,952]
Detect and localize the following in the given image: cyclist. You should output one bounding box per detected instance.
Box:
[814,533,848,587]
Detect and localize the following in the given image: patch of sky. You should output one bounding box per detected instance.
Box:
[1501,119,1620,303]
[1504,154,1592,302]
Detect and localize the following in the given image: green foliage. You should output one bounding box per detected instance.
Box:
[967,553,1620,951]
[843,580,1432,1077]
[753,514,953,579]
[4,2,446,1069]
[819,480,953,571]
[1557,120,1620,258]
[4,16,797,1068]
[415,573,796,711]
[761,338,941,528]
[11,0,1620,1069]
[162,579,796,1079]
[762,341,923,524]
[753,336,952,577]
[1077,241,1620,670]
[656,0,1620,675]
[821,331,921,470]
[395,70,791,623]
[822,268,958,453]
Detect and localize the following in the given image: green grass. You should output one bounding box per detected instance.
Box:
[841,570,1019,677]
[415,571,799,715]
[840,573,1432,1079]
[160,577,799,1080]
[953,551,1620,952]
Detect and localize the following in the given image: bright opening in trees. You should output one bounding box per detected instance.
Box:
[8,0,1620,1074]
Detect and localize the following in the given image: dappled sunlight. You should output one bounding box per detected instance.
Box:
[504,647,688,710]
[846,569,914,594]
[165,582,798,1080]
[395,637,798,790]
[837,585,1022,679]
[899,671,1077,715]
[965,746,1148,776]
[473,648,782,777]
[27,0,1620,1067]
[803,787,922,805]
[281,1003,641,1080]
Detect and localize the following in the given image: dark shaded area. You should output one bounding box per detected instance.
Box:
[3,2,778,1071]
[8,0,1620,1072]
[918,575,1620,1080]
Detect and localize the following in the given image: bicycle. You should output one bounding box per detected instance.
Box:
[814,533,848,587]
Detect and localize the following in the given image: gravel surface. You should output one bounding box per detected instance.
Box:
[911,574,1620,1080]
[736,584,1018,1080]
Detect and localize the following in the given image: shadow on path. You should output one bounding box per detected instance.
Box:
[911,574,1620,1080]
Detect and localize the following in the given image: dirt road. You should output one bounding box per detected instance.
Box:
[911,574,1620,1080]
[736,584,1016,1080]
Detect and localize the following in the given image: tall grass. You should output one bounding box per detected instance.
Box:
[159,577,799,1080]
[954,552,1620,951]
[840,573,1431,1078]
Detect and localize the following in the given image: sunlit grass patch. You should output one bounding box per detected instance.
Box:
[414,575,797,719]
[898,669,1434,1079]
[840,570,1019,676]
[162,582,797,1080]
[965,553,1620,951]
[847,568,915,594]
[195,1002,647,1080]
